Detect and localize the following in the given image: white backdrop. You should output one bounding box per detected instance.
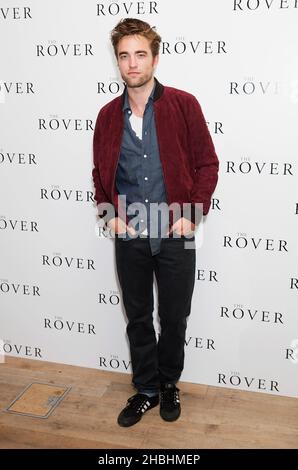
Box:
[1,0,298,398]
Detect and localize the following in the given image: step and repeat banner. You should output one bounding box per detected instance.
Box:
[1,0,298,398]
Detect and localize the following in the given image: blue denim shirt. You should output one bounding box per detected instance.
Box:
[115,79,168,256]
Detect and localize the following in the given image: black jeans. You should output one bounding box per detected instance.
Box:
[115,235,196,394]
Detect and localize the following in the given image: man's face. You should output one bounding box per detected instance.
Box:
[116,34,159,89]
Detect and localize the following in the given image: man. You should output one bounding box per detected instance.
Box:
[92,18,219,427]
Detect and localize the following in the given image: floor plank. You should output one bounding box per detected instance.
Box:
[0,357,297,449]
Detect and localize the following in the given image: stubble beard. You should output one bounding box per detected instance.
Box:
[125,71,154,89]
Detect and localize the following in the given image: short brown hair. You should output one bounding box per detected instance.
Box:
[110,18,161,58]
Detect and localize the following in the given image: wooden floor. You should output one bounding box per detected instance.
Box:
[0,357,298,449]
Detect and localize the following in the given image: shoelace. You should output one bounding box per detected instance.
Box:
[126,394,151,413]
[160,388,180,405]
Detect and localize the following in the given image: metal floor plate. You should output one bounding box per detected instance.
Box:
[5,382,71,419]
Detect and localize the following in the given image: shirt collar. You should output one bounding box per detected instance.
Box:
[122,77,156,112]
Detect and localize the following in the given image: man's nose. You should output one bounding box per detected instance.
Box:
[129,56,137,68]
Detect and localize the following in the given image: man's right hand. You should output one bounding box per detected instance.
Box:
[106,217,136,236]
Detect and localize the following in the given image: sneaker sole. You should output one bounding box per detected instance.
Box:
[160,408,181,422]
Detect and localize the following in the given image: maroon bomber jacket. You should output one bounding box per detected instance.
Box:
[92,77,219,226]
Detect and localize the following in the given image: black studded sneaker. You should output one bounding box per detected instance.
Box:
[160,383,181,422]
[117,393,159,427]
